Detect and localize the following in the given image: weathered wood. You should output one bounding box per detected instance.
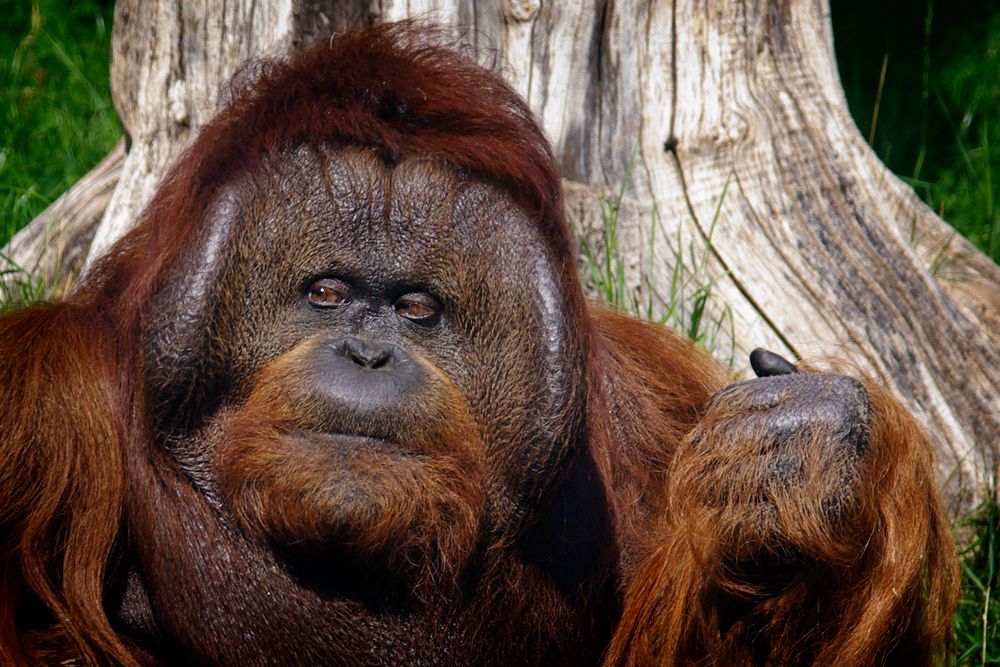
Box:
[4,0,998,511]
[89,0,299,263]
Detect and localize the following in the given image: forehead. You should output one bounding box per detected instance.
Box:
[239,144,534,267]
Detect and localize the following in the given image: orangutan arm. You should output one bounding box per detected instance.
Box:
[606,350,958,667]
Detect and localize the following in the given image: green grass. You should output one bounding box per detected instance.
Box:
[0,0,120,248]
[954,497,1000,665]
[581,162,736,368]
[0,251,46,311]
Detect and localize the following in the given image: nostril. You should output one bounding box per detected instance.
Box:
[367,352,391,370]
[339,337,395,370]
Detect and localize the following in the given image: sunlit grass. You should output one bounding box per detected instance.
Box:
[0,0,121,246]
[581,161,736,368]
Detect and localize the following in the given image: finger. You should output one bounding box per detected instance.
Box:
[749,348,798,377]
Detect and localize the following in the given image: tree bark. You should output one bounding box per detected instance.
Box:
[4,0,998,512]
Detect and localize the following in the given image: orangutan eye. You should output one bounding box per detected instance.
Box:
[394,292,441,324]
[307,278,352,308]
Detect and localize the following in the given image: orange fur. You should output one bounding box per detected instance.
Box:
[0,304,135,665]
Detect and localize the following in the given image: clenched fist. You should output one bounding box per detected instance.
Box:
[674,349,872,561]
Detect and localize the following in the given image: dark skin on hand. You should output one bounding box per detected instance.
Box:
[0,23,957,667]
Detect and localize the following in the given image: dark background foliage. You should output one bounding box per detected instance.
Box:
[833,0,1000,263]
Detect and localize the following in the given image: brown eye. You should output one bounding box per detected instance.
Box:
[307,278,352,308]
[395,292,441,323]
